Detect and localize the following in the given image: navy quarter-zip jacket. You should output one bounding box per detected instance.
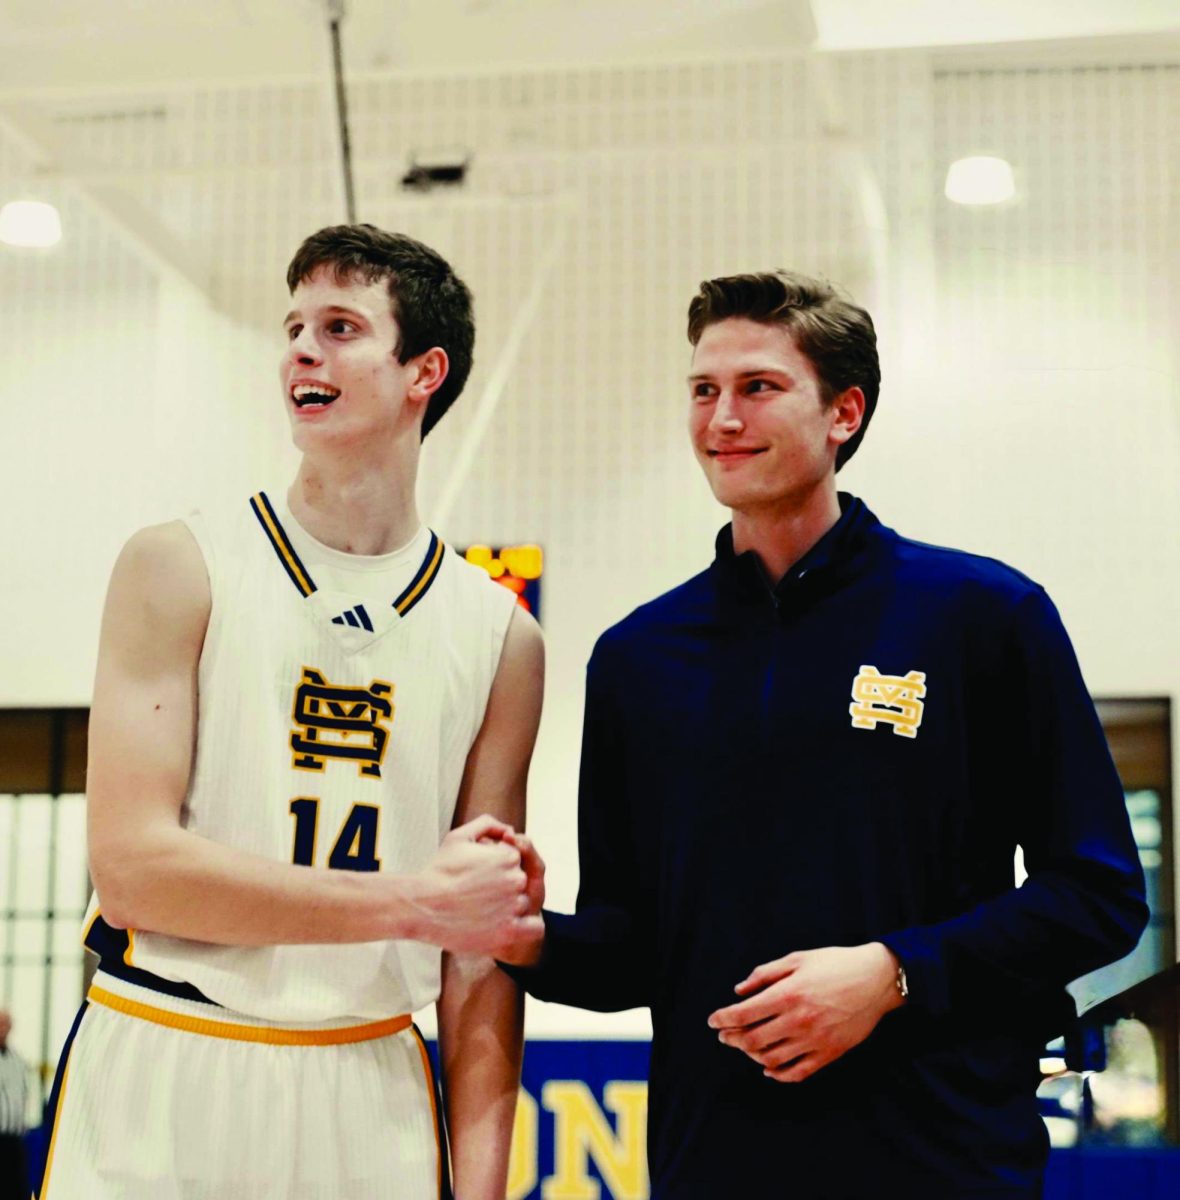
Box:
[511,495,1147,1198]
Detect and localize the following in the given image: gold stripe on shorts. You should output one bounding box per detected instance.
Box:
[87,985,411,1046]
[411,1024,444,1200]
[38,1051,74,1197]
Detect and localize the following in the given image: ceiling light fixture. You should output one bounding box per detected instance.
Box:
[944,156,1016,206]
[0,200,63,248]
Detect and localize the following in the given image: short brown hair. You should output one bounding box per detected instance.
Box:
[286,224,475,438]
[687,271,879,470]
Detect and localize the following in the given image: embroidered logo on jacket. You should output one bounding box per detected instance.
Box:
[291,667,394,777]
[849,666,927,738]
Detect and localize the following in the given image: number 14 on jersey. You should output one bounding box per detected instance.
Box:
[289,798,382,872]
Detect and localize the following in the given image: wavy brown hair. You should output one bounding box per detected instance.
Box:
[287,224,474,438]
[687,271,879,470]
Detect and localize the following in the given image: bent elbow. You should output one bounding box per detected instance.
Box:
[1118,893,1151,957]
[1113,859,1152,948]
[88,854,142,931]
[1091,886,1151,969]
[91,880,134,931]
[1075,855,1151,963]
[96,904,131,931]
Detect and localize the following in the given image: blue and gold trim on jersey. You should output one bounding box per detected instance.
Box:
[249,492,446,620]
[82,908,135,967]
[250,490,317,597]
[84,910,218,1006]
[393,530,444,616]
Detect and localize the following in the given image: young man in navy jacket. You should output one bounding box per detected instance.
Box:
[503,271,1147,1198]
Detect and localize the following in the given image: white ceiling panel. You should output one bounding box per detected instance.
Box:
[812,0,1180,50]
[2,1,1179,93]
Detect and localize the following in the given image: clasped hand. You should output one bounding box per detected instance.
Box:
[708,943,903,1083]
[413,815,546,958]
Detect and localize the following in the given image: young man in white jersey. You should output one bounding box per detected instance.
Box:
[37,225,545,1200]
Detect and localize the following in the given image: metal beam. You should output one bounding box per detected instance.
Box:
[432,213,570,531]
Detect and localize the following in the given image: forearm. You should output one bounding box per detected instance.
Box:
[502,907,651,1013]
[519,646,651,1013]
[882,861,1147,1020]
[439,952,524,1200]
[91,822,428,946]
[886,588,1149,1022]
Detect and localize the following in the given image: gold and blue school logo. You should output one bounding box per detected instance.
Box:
[849,665,927,739]
[291,667,394,778]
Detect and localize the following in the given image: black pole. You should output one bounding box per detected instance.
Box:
[327,6,357,223]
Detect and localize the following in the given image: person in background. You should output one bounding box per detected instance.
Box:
[0,1010,29,1200]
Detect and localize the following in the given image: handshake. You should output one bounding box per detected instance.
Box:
[403,814,547,964]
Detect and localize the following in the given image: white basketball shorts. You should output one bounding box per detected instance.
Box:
[36,972,446,1200]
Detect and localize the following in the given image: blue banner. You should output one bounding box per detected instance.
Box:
[430,1038,652,1200]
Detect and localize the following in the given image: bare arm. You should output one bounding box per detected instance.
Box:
[87,523,531,950]
[437,606,544,1200]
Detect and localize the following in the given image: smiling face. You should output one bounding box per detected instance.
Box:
[280,267,430,454]
[688,318,859,516]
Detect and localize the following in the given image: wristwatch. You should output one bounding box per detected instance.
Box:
[895,963,909,1002]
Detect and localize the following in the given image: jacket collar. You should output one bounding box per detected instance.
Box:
[711,493,884,608]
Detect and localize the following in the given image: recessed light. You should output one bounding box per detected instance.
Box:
[944,157,1015,206]
[0,200,63,248]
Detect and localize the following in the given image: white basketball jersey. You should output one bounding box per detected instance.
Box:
[83,490,517,1023]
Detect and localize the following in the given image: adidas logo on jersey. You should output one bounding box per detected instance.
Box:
[331,604,374,632]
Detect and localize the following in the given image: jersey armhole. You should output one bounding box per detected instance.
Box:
[179,511,221,670]
[487,579,520,680]
[458,574,522,760]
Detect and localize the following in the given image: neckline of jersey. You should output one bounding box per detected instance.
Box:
[276,495,430,575]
